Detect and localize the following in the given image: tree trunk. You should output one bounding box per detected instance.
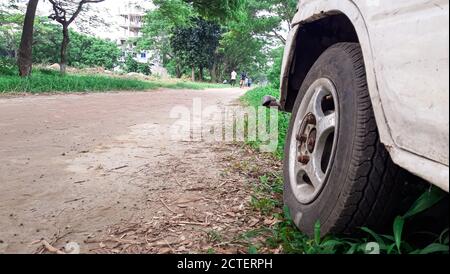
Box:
[199,66,203,82]
[220,64,228,83]
[175,64,182,78]
[60,26,70,75]
[210,62,217,83]
[191,66,195,82]
[17,0,39,77]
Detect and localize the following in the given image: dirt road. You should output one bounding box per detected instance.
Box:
[0,88,280,254]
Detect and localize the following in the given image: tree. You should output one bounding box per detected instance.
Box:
[138,0,194,78]
[171,18,221,81]
[244,0,297,44]
[17,0,39,77]
[68,31,120,69]
[0,13,23,58]
[183,0,243,22]
[47,0,104,74]
[214,0,297,82]
[1,13,119,70]
[32,17,62,64]
[139,0,296,82]
[267,47,284,87]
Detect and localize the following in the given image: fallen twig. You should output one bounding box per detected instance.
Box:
[185,187,205,192]
[175,198,203,205]
[174,221,210,227]
[64,197,85,203]
[217,180,231,188]
[41,240,66,254]
[159,198,176,214]
[110,165,129,171]
[147,240,180,247]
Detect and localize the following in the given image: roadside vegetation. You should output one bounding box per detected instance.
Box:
[239,85,449,254]
[0,59,226,94]
[0,75,227,94]
[241,85,290,158]
[0,69,153,94]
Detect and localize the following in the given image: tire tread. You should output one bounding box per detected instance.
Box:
[327,43,403,233]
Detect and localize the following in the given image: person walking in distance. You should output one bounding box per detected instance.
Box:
[230,70,237,87]
[240,71,247,88]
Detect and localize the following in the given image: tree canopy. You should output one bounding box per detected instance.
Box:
[171,18,221,81]
[0,13,120,70]
[183,0,243,21]
[138,0,297,83]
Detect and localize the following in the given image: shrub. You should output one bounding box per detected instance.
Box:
[0,57,16,76]
[267,47,284,88]
[125,55,151,75]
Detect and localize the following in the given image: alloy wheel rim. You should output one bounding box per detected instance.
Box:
[289,78,339,204]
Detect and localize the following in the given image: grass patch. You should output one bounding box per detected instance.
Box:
[0,70,157,93]
[0,69,228,94]
[250,196,279,216]
[264,188,449,254]
[239,86,449,254]
[240,86,290,158]
[206,229,224,243]
[158,81,227,90]
[241,171,449,254]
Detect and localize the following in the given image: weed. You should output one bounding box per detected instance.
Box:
[206,230,223,243]
[240,86,290,158]
[257,174,283,195]
[250,196,279,216]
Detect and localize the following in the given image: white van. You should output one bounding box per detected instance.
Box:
[272,0,449,236]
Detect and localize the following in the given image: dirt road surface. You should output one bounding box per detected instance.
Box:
[0,88,280,254]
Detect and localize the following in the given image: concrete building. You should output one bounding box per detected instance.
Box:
[116,1,167,77]
[118,1,150,64]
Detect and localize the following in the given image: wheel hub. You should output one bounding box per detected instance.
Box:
[288,78,339,204]
[297,113,317,163]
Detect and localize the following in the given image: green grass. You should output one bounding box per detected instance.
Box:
[158,81,227,90]
[0,69,228,94]
[240,86,290,158]
[263,188,449,254]
[240,86,449,255]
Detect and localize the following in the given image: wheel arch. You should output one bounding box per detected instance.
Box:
[282,12,360,112]
[280,0,391,162]
[280,0,381,113]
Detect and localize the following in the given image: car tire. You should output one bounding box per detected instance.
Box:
[284,42,407,236]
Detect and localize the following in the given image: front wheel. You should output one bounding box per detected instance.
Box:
[284,43,406,236]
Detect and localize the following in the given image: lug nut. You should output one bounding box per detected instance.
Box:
[298,155,310,164]
[297,134,307,143]
[306,115,316,125]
